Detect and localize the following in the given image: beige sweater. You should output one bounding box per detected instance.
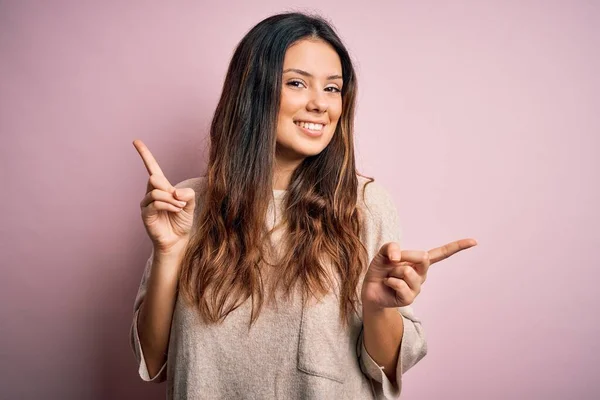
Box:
[130,176,427,399]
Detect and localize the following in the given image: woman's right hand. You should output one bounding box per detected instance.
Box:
[133,139,196,256]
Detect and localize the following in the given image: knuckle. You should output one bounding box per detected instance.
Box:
[400,290,413,305]
[401,285,413,297]
[396,279,406,291]
[396,279,406,292]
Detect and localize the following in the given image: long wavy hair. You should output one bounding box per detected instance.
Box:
[179,12,372,327]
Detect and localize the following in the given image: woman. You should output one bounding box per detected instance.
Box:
[130,12,476,399]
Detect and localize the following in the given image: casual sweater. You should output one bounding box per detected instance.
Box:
[130,176,427,399]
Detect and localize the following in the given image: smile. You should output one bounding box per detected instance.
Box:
[294,121,325,132]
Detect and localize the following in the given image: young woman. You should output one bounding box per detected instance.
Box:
[130,12,476,399]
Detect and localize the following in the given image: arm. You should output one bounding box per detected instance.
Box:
[136,249,183,379]
[358,305,427,399]
[356,178,427,398]
[362,306,404,384]
[129,143,200,382]
[130,243,187,382]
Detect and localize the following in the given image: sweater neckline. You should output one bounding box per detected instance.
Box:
[273,189,286,200]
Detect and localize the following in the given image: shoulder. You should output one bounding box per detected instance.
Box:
[174,176,208,195]
[357,175,397,217]
[356,175,402,252]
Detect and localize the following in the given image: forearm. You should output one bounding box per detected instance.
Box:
[137,251,182,378]
[362,306,404,383]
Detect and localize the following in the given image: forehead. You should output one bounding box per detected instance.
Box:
[283,39,342,76]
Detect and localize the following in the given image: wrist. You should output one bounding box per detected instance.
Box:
[151,247,186,282]
[362,303,396,318]
[154,239,189,260]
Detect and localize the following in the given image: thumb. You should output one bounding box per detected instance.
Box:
[379,242,402,262]
[174,188,196,211]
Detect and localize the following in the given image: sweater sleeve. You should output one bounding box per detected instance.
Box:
[129,247,168,382]
[356,178,428,399]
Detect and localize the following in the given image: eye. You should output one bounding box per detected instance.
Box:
[286,79,306,88]
[325,86,342,93]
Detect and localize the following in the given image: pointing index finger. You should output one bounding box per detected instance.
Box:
[133,139,165,177]
[428,238,477,265]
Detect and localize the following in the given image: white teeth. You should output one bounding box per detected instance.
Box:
[295,121,324,131]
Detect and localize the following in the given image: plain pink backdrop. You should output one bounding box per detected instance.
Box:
[1,1,599,399]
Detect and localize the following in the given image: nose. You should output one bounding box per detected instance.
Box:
[306,89,328,113]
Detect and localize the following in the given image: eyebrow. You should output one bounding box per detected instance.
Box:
[282,68,343,80]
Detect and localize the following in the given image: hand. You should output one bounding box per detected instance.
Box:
[361,239,477,311]
[133,139,196,255]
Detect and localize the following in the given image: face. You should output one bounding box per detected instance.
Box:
[275,38,343,167]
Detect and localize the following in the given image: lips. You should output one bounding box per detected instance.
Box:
[294,121,324,137]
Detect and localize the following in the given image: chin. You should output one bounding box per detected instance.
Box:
[277,129,334,159]
[295,142,330,158]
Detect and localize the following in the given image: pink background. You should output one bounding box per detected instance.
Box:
[2,1,599,399]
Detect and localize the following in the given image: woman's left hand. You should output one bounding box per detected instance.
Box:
[361,239,477,311]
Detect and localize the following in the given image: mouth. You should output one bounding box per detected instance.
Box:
[294,120,326,137]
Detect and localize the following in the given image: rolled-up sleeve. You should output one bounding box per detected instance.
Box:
[358,306,427,399]
[129,248,168,383]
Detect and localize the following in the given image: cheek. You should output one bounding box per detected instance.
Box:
[279,90,305,118]
[276,96,292,137]
[330,99,343,123]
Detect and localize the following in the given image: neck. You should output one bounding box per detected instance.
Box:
[273,150,304,190]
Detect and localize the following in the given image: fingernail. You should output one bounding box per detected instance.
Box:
[390,253,400,262]
[175,189,183,198]
[178,201,186,207]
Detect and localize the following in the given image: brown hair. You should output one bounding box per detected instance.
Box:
[179,12,372,327]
